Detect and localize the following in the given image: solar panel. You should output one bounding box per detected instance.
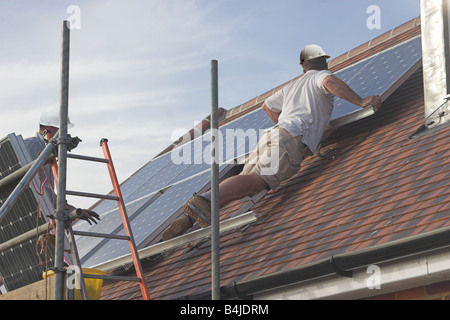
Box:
[0,134,55,292]
[330,35,422,126]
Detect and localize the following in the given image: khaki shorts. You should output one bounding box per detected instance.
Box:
[241,127,312,190]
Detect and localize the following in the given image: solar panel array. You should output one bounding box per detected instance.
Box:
[332,35,422,119]
[0,134,55,292]
[76,35,423,268]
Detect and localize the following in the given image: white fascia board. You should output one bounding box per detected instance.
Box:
[255,247,450,300]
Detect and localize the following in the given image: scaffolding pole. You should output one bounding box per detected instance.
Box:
[210,60,220,300]
[54,20,71,300]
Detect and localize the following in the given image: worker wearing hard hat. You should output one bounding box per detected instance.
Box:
[25,106,75,160]
[24,107,99,225]
[162,44,382,240]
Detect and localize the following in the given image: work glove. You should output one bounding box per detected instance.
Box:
[79,209,101,225]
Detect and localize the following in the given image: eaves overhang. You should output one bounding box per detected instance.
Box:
[181,225,450,300]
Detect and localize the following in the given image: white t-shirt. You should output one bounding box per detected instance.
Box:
[265,70,335,152]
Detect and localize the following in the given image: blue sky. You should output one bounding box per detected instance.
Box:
[0,0,420,208]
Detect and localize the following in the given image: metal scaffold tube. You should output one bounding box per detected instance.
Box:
[210,60,220,300]
[54,20,71,300]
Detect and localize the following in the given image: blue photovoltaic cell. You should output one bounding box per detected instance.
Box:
[76,36,422,268]
[332,36,422,119]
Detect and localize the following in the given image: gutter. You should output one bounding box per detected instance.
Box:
[181,225,450,300]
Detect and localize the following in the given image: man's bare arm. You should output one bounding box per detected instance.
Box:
[323,75,382,112]
[263,103,281,124]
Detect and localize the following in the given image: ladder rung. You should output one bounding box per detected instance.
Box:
[72,230,130,241]
[67,153,109,163]
[83,273,141,283]
[66,190,119,201]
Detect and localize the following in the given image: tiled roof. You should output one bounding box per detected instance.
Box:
[100,17,450,300]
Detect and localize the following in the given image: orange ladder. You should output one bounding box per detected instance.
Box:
[51,138,150,300]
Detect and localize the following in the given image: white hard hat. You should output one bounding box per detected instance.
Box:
[300,44,331,65]
[39,106,74,129]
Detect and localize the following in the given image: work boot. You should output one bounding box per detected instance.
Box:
[161,214,194,241]
[183,194,211,228]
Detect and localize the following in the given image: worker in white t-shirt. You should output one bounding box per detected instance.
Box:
[162,44,382,240]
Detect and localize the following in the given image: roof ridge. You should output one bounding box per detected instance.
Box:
[222,16,421,123]
[328,16,421,70]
